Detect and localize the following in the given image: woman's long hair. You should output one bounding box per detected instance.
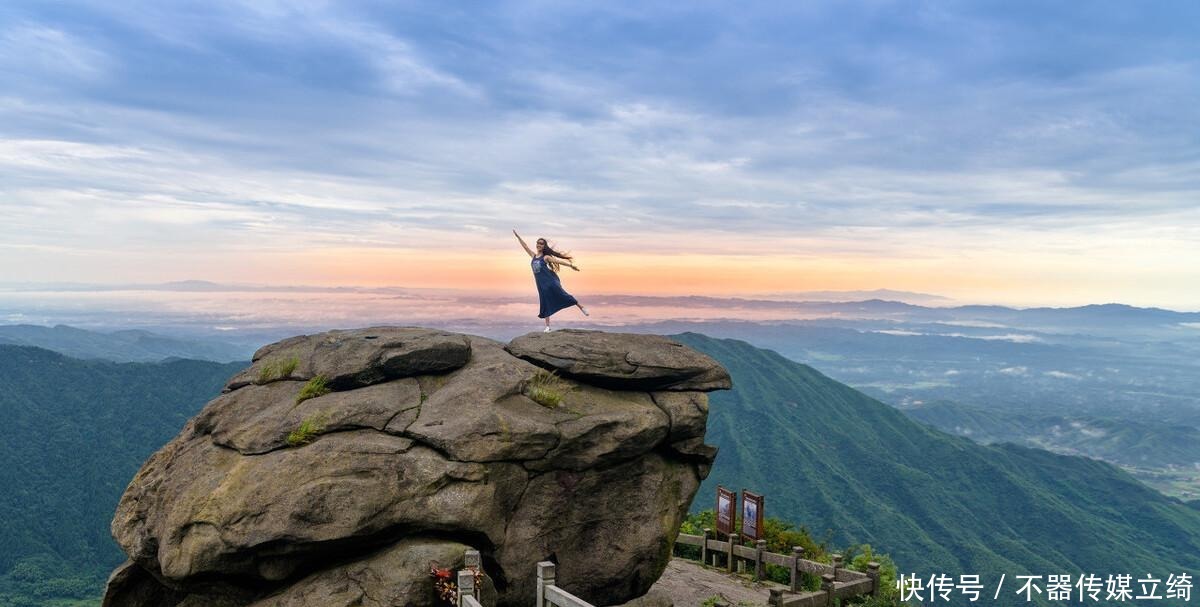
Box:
[537,238,574,273]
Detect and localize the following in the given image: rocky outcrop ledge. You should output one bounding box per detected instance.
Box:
[104,327,731,607]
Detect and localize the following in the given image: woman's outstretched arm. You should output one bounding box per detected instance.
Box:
[545,254,580,271]
[513,229,534,257]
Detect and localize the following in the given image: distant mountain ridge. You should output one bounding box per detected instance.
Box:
[674,333,1200,605]
[4,281,1197,321]
[0,324,250,362]
[588,296,1200,320]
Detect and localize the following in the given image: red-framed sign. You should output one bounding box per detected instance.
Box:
[740,490,764,541]
[716,486,736,536]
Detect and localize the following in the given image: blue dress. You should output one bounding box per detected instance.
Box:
[532,255,579,318]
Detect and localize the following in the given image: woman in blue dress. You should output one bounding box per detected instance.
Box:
[514,229,589,331]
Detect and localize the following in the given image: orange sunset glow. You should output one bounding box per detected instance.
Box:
[71,238,1193,310]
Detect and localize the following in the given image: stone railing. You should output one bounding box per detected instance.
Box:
[457,569,485,607]
[455,554,600,607]
[456,531,881,607]
[675,530,881,607]
[536,561,596,607]
[456,549,486,607]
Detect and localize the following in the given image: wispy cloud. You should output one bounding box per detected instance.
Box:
[0,1,1197,306]
[1045,370,1083,380]
[0,23,111,79]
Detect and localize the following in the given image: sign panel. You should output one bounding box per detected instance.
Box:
[716,486,736,536]
[740,490,764,541]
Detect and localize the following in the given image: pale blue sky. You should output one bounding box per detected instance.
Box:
[1,1,1197,306]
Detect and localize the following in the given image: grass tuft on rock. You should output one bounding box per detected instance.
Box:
[525,369,572,408]
[258,356,299,383]
[295,375,331,405]
[286,413,328,447]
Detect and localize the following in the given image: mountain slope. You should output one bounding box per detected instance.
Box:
[0,324,248,362]
[674,333,1200,591]
[0,345,243,601]
[905,399,1200,469]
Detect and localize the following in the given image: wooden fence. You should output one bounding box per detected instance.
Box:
[674,529,881,607]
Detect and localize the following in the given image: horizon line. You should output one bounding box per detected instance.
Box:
[1,279,1197,315]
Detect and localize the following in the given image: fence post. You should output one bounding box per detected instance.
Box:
[867,561,881,597]
[831,554,843,580]
[755,539,767,581]
[821,573,836,607]
[768,588,784,607]
[702,528,712,566]
[790,546,804,592]
[536,561,556,607]
[727,534,739,573]
[457,569,475,607]
[464,549,481,570]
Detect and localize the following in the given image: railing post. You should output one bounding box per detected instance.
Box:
[726,533,739,573]
[768,588,784,607]
[867,561,881,597]
[464,549,481,570]
[457,569,475,607]
[790,546,804,592]
[831,554,843,580]
[755,539,767,581]
[701,528,712,566]
[536,561,556,607]
[821,573,836,607]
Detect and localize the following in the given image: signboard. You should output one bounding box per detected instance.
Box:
[716,486,736,536]
[740,490,764,541]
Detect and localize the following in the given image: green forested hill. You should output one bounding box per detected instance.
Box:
[0,324,247,363]
[675,333,1200,602]
[5,334,1200,606]
[904,399,1200,469]
[0,345,243,605]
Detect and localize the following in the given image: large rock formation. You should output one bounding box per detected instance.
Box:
[104,327,730,607]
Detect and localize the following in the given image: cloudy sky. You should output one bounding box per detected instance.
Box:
[1,1,1198,308]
